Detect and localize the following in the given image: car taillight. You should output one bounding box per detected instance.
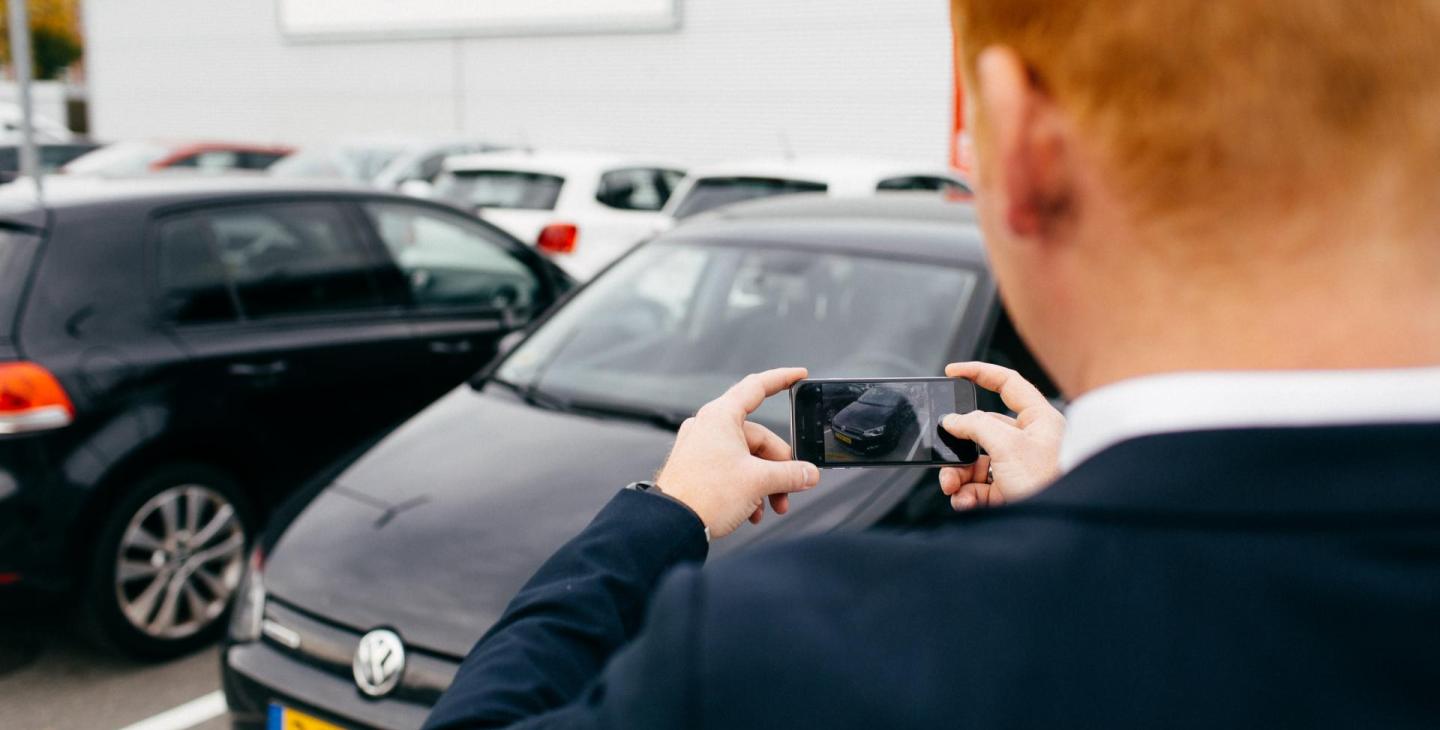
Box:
[537,223,579,255]
[0,362,75,434]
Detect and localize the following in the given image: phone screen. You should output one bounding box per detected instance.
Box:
[790,378,979,467]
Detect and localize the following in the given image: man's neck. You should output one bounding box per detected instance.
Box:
[1068,259,1440,395]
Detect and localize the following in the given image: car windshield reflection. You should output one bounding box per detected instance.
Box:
[493,241,979,430]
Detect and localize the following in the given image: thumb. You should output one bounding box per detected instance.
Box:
[942,411,1017,457]
[753,459,821,495]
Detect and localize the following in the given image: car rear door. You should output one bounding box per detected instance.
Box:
[152,199,420,490]
[356,199,550,401]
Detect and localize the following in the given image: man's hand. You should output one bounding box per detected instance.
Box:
[938,362,1065,511]
[655,368,821,540]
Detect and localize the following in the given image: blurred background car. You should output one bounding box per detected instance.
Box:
[432,150,686,280]
[0,101,77,144]
[662,157,973,221]
[0,177,570,658]
[268,137,507,191]
[59,139,295,178]
[0,140,101,183]
[221,193,1058,730]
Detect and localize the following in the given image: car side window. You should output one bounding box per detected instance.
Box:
[364,202,540,312]
[156,203,384,323]
[596,168,685,212]
[156,216,240,325]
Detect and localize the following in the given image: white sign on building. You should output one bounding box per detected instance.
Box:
[277,0,682,40]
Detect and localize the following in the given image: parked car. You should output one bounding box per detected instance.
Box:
[0,178,570,657]
[269,137,507,191]
[662,157,973,221]
[0,141,103,184]
[61,140,295,178]
[221,193,1058,730]
[431,151,687,280]
[832,387,916,454]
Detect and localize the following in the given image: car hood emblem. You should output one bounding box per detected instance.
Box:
[353,628,406,697]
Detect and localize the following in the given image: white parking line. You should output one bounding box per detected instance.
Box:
[115,690,227,730]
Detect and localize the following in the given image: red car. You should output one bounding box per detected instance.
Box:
[61,140,294,177]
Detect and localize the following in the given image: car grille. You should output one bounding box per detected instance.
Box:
[261,598,460,706]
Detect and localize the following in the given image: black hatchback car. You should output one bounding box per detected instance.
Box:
[0,178,567,656]
[832,387,917,454]
[221,193,1058,730]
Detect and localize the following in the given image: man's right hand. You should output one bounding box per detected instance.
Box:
[939,362,1066,511]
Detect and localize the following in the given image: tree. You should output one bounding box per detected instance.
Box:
[0,0,83,80]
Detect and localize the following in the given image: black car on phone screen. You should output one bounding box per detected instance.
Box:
[0,178,568,657]
[221,193,1059,730]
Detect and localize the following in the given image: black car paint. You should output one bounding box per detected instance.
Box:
[221,194,1057,730]
[0,181,566,598]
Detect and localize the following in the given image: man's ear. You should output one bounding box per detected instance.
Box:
[975,48,1077,241]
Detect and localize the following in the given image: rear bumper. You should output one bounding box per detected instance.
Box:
[224,640,434,730]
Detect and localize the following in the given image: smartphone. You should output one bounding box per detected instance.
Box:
[789,377,980,468]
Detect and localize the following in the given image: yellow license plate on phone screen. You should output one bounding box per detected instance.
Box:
[268,704,346,730]
[835,432,853,445]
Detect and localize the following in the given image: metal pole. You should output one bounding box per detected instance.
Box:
[7,0,40,198]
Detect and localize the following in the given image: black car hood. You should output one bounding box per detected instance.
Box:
[833,402,893,432]
[265,384,907,658]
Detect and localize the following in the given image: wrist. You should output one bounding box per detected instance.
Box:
[626,481,711,542]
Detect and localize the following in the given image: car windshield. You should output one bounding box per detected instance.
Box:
[269,146,406,182]
[62,141,169,176]
[857,388,903,407]
[435,170,565,210]
[671,177,828,219]
[493,241,979,429]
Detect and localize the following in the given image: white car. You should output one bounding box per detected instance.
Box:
[433,151,686,281]
[662,157,972,221]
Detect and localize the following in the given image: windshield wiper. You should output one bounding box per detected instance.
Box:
[487,376,570,412]
[487,377,686,432]
[565,397,688,432]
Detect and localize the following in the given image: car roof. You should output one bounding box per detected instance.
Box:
[0,176,386,221]
[444,150,685,177]
[659,192,987,266]
[680,156,963,185]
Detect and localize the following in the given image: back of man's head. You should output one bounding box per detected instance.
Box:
[952,0,1440,394]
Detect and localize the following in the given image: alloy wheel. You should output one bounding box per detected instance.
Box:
[113,484,247,640]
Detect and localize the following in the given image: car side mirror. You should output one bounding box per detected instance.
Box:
[497,330,525,356]
[399,179,434,198]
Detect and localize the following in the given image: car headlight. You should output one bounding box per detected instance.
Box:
[229,545,266,643]
[863,427,885,437]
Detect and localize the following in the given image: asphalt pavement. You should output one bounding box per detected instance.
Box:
[0,594,229,730]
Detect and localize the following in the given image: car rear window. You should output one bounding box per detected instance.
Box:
[435,170,565,211]
[0,228,41,340]
[671,177,828,219]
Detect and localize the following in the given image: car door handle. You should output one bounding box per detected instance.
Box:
[428,339,475,355]
[227,360,289,377]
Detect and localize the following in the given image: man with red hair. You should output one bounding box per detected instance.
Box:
[428,3,1440,727]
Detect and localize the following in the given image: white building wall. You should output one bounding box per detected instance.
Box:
[84,0,954,163]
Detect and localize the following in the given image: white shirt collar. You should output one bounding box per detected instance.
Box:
[1059,366,1440,472]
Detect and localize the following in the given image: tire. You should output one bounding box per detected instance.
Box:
[80,463,255,659]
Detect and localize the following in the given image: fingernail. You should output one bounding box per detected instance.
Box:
[943,413,961,429]
[804,463,820,486]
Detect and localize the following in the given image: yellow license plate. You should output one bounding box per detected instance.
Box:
[269,704,347,730]
[834,432,853,445]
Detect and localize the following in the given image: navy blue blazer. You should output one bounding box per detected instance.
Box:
[425,423,1440,729]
